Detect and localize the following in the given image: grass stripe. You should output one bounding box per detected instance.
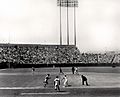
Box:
[21,92,70,95]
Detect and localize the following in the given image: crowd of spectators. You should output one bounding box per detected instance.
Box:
[0,44,119,65]
[0,44,80,64]
[78,53,98,63]
[97,53,114,63]
[78,52,119,63]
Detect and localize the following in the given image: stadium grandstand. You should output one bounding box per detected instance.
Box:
[0,44,81,68]
[0,43,120,69]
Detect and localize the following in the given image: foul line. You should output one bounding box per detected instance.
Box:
[0,85,119,90]
[65,85,120,89]
[0,69,7,71]
[21,92,70,95]
[0,86,43,89]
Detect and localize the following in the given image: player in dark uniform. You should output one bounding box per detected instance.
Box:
[72,67,75,74]
[59,67,64,74]
[43,74,51,87]
[81,75,89,86]
[32,67,35,74]
[32,67,35,71]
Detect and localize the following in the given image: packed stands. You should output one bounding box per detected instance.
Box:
[79,52,118,64]
[97,53,115,63]
[78,53,98,63]
[0,44,80,65]
[0,44,120,68]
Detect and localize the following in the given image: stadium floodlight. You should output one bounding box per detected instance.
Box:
[57,0,78,7]
[57,0,78,45]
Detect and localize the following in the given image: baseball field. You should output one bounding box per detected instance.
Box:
[0,67,120,97]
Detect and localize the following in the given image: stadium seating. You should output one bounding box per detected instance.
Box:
[0,44,81,65]
[0,44,119,67]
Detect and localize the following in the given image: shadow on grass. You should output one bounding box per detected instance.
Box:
[68,85,72,87]
[58,91,67,92]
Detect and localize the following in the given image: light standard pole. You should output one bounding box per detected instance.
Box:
[57,0,62,45]
[74,0,78,46]
[60,0,62,45]
[67,0,69,45]
[57,0,78,45]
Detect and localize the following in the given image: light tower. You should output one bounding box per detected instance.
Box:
[57,0,78,45]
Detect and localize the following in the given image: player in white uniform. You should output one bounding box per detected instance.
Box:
[31,67,35,75]
[54,76,60,91]
[61,75,68,87]
[75,67,79,74]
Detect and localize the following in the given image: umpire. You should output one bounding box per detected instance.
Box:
[81,75,89,86]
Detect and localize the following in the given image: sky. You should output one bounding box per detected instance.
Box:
[0,0,120,52]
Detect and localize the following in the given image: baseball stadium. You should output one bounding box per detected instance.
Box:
[0,0,120,97]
